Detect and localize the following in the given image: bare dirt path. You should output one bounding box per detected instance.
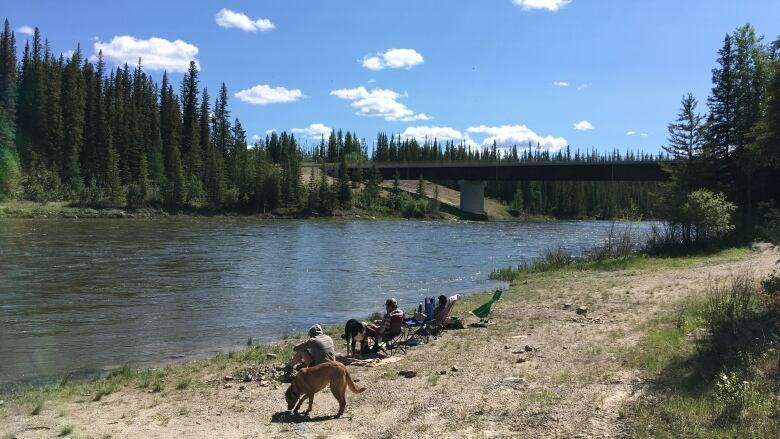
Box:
[2,246,777,439]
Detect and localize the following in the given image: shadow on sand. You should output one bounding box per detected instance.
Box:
[270,411,341,423]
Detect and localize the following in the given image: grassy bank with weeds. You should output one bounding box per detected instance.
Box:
[627,265,780,438]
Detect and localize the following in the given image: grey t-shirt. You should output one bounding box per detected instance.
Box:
[294,334,335,365]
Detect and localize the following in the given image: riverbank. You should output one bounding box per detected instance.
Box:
[0,200,438,221]
[2,244,777,438]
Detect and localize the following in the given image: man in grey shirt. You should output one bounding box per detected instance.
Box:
[283,324,335,372]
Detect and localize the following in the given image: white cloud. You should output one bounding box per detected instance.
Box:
[626,131,637,136]
[330,86,428,121]
[234,84,305,105]
[399,113,431,122]
[94,35,198,72]
[512,0,571,11]
[577,82,592,91]
[61,50,75,59]
[264,129,277,135]
[574,120,594,131]
[467,124,568,151]
[361,48,424,71]
[215,8,274,32]
[553,81,569,87]
[641,133,649,137]
[291,123,333,139]
[16,26,34,36]
[367,79,376,84]
[252,134,263,141]
[402,126,464,142]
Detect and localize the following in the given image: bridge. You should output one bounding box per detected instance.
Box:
[323,161,671,215]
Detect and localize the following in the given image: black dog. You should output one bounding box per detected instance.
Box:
[341,319,368,357]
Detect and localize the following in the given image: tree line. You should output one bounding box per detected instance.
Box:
[660,24,780,241]
[2,20,776,224]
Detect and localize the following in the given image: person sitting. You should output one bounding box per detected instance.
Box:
[366,298,404,348]
[433,294,460,329]
[282,324,334,373]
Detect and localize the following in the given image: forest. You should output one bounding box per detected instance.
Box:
[0,20,778,224]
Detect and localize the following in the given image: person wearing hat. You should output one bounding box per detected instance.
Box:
[282,324,335,373]
[366,298,404,337]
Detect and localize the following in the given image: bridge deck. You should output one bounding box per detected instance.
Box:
[324,161,670,182]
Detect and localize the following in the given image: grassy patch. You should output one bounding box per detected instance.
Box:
[58,425,73,437]
[491,246,750,280]
[627,270,780,438]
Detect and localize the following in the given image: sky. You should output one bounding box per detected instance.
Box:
[4,0,780,154]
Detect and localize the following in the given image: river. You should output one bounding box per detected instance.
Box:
[0,218,655,387]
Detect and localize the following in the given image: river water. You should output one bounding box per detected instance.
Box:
[0,218,654,387]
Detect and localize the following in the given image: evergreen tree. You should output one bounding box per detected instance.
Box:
[60,46,85,185]
[664,94,705,160]
[390,170,401,211]
[337,155,351,208]
[180,60,201,177]
[416,174,427,198]
[0,19,16,123]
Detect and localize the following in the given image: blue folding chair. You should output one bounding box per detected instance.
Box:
[404,297,436,344]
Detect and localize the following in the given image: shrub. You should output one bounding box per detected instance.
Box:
[664,189,736,244]
[704,272,761,333]
[126,183,146,209]
[756,202,780,245]
[21,168,63,203]
[0,147,21,200]
[714,370,765,422]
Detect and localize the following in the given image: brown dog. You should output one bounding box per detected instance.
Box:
[284,361,366,417]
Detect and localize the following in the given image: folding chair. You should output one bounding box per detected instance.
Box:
[470,288,503,321]
[404,297,436,344]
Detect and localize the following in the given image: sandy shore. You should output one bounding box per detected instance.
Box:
[2,245,777,439]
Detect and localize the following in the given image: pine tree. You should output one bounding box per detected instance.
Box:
[665,94,705,160]
[416,174,427,198]
[337,155,351,208]
[61,46,86,185]
[0,19,16,122]
[708,34,737,160]
[106,142,122,205]
[390,170,401,211]
[180,60,201,177]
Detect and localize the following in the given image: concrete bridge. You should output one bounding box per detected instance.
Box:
[324,160,671,215]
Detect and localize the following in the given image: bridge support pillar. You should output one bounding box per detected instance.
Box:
[458,180,486,215]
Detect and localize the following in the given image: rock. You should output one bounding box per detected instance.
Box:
[243,375,252,382]
[563,303,573,309]
[438,370,447,375]
[503,377,528,385]
[223,384,232,389]
[238,385,245,391]
[224,375,234,381]
[259,380,269,387]
[504,345,510,349]
[266,353,278,359]
[399,370,418,378]
[451,365,459,372]
[576,305,588,315]
[563,345,568,350]
[524,345,533,352]
[516,358,527,364]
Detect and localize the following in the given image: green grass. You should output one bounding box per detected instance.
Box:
[627,271,780,438]
[58,425,73,437]
[491,246,750,280]
[5,342,295,411]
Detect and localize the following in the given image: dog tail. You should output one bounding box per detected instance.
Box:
[345,370,367,393]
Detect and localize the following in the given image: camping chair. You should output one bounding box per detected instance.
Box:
[372,312,407,356]
[429,295,460,335]
[404,297,436,344]
[470,288,503,321]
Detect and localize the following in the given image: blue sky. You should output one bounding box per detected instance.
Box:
[5,0,780,154]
